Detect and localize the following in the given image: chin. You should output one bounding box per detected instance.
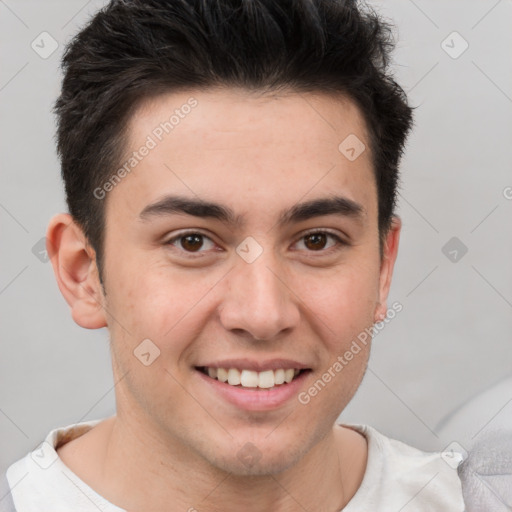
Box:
[215,453,299,477]
[205,436,311,477]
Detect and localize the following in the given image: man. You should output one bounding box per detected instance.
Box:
[1,0,467,510]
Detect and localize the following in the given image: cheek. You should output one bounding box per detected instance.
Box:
[104,259,222,354]
[291,259,379,394]
[297,259,380,327]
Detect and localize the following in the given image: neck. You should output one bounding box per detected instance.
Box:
[60,413,367,512]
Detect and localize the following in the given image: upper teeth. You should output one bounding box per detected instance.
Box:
[205,367,301,388]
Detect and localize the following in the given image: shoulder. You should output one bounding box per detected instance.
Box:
[340,423,465,511]
[3,417,115,512]
[0,469,16,512]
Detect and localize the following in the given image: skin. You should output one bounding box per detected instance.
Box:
[47,88,401,511]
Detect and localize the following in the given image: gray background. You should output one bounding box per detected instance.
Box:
[1,0,511,475]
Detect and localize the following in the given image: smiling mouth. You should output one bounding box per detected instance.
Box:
[196,366,310,390]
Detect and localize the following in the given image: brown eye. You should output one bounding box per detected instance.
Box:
[166,231,216,255]
[180,234,204,252]
[294,230,346,254]
[304,232,328,251]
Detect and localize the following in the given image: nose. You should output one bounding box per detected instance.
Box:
[218,249,301,341]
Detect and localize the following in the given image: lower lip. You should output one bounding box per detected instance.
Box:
[195,369,310,411]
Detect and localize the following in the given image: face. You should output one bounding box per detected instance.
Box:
[84,88,399,475]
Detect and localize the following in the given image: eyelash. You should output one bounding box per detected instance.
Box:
[164,229,348,258]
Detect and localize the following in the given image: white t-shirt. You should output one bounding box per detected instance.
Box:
[5,418,465,511]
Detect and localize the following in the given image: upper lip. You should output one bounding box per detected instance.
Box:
[196,358,311,372]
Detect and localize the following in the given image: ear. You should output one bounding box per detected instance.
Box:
[374,215,401,323]
[46,213,107,329]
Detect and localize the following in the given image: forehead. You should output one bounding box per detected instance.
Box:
[106,87,376,226]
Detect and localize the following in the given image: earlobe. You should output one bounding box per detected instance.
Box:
[374,215,401,323]
[46,213,107,329]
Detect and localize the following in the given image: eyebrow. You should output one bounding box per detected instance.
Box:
[138,194,366,228]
